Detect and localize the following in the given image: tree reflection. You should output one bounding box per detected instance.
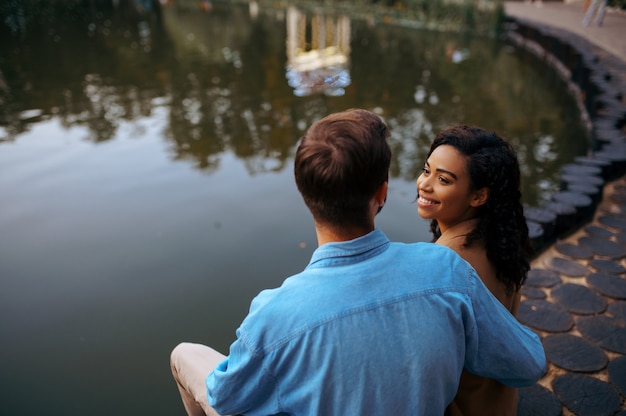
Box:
[0,0,172,141]
[0,1,588,204]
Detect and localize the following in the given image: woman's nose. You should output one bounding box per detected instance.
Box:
[417,175,430,191]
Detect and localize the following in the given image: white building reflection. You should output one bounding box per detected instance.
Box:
[285,6,351,97]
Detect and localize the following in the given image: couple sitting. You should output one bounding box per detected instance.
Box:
[170,109,546,416]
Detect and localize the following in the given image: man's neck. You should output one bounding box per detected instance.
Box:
[315,223,374,246]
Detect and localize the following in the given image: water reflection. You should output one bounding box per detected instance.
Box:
[0,2,589,415]
[0,1,589,193]
[285,6,351,96]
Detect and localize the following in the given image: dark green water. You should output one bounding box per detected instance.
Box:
[0,1,588,414]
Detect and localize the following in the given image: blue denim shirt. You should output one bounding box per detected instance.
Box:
[207,229,546,415]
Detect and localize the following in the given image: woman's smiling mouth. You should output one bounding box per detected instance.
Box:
[417,195,439,206]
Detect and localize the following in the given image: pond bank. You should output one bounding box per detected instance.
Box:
[504,1,626,414]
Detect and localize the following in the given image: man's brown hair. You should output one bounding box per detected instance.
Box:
[294,109,391,229]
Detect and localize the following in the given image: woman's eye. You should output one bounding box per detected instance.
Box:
[438,176,451,184]
[421,167,430,175]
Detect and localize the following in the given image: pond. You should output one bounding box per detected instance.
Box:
[0,1,588,414]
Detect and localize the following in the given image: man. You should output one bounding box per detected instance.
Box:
[170,109,546,415]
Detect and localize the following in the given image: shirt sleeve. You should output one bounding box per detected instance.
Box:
[463,267,547,387]
[206,330,281,416]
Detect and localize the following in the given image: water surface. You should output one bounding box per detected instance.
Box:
[0,1,588,414]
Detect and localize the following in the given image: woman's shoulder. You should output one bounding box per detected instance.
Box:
[437,237,517,311]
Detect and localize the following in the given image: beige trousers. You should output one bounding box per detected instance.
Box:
[170,342,228,416]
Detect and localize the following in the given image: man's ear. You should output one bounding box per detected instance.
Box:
[470,187,489,207]
[376,181,388,207]
[374,181,388,215]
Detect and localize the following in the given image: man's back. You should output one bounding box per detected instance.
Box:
[206,230,545,415]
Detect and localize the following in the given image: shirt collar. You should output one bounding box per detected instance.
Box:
[307,229,390,268]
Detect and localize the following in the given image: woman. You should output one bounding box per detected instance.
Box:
[416,125,533,415]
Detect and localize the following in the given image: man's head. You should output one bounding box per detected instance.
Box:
[294,109,391,231]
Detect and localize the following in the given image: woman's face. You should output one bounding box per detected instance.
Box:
[416,145,485,232]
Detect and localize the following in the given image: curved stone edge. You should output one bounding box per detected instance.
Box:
[505,17,626,256]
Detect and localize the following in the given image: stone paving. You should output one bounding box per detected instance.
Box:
[520,180,626,415]
[504,1,626,414]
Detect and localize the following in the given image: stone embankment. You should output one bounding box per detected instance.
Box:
[504,1,626,414]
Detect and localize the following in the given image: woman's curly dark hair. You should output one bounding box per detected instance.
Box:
[426,125,533,295]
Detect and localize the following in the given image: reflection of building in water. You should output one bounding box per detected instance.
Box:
[285,7,351,97]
